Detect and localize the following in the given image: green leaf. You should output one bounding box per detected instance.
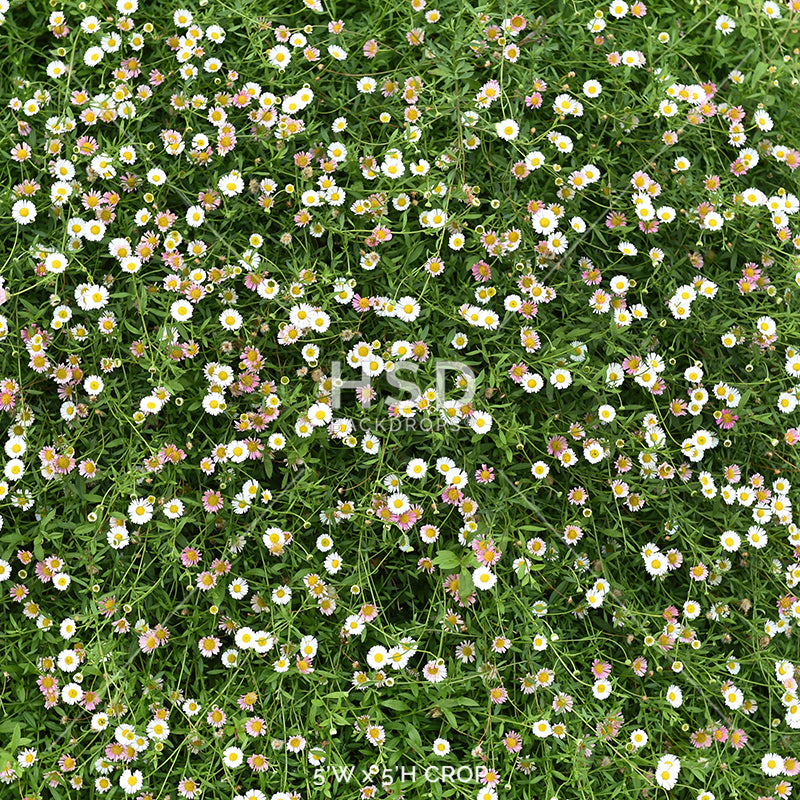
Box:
[406,724,423,753]
[432,549,460,570]
[440,706,458,728]
[381,699,410,711]
[458,568,474,603]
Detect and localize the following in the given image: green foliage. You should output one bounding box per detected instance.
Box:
[0,0,799,799]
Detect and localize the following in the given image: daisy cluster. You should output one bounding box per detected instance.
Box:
[0,1,800,799]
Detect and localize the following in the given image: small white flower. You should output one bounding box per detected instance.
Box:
[218,171,244,196]
[45,252,68,273]
[83,46,105,67]
[432,737,450,756]
[170,300,193,321]
[630,729,648,748]
[222,746,244,769]
[61,681,83,705]
[84,375,104,396]
[228,577,249,599]
[472,566,497,591]
[272,586,292,605]
[654,754,681,790]
[582,79,602,97]
[323,552,343,574]
[674,155,691,171]
[4,459,25,481]
[550,368,573,389]
[406,458,428,479]
[11,200,37,225]
[531,461,550,479]
[468,412,493,435]
[592,679,613,699]
[146,167,166,186]
[665,684,683,708]
[532,719,552,737]
[219,309,243,331]
[715,14,735,34]
[128,497,154,524]
[761,753,784,777]
[719,530,741,552]
[495,118,520,141]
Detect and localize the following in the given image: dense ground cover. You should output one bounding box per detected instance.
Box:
[1,0,800,798]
